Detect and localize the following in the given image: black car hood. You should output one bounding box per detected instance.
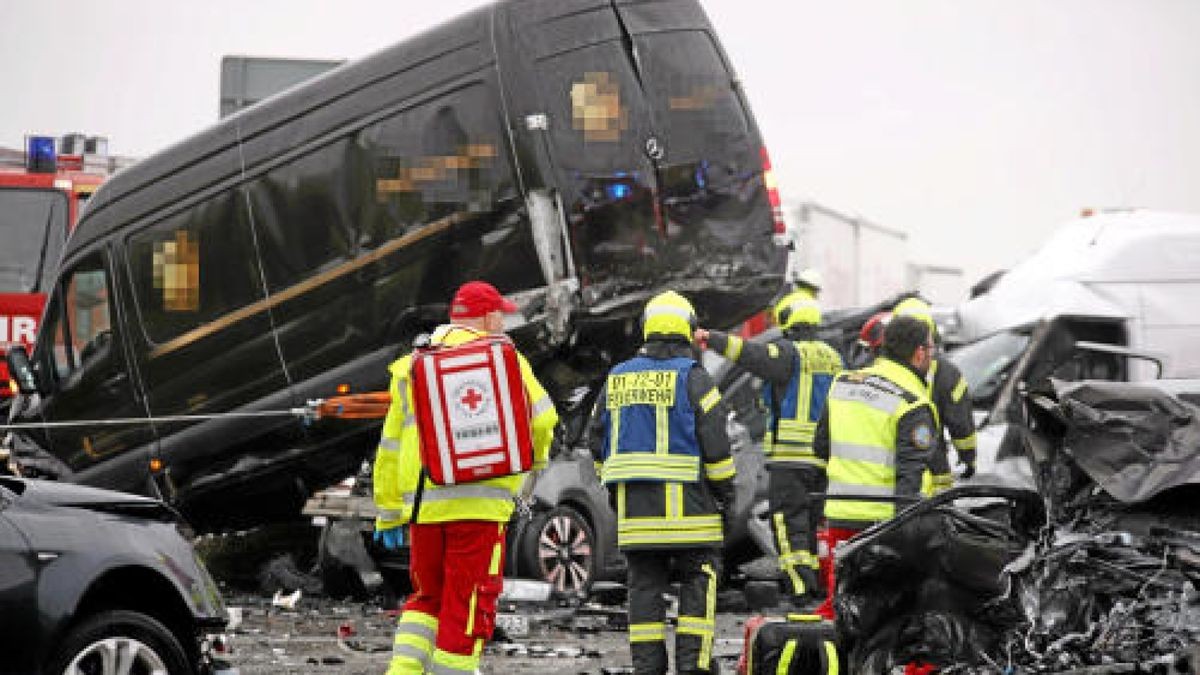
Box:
[1,477,175,519]
[1051,379,1200,503]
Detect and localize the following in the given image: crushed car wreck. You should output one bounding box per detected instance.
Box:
[835,379,1200,673]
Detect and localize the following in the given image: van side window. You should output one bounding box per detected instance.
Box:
[44,254,113,381]
[244,137,358,292]
[360,83,517,248]
[127,190,263,344]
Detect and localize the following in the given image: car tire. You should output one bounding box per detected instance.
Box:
[520,505,596,596]
[46,609,193,675]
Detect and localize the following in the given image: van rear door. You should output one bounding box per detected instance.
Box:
[515,0,784,323]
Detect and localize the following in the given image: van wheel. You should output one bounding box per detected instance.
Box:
[47,609,192,675]
[520,505,595,596]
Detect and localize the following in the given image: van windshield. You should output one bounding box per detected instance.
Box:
[0,188,68,293]
[948,331,1031,404]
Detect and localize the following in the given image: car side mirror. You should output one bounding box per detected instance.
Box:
[6,345,39,395]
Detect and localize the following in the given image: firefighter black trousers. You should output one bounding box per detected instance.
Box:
[768,463,826,601]
[625,548,722,675]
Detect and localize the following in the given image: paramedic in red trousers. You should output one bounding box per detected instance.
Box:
[372,281,559,675]
[694,288,842,610]
[813,315,937,620]
[588,291,736,675]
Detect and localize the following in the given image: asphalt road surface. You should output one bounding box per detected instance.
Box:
[218,592,755,674]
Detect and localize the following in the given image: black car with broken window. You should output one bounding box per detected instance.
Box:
[3,0,785,535]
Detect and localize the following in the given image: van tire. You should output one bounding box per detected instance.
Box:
[46,609,193,675]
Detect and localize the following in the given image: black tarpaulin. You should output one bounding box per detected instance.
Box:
[834,487,1044,672]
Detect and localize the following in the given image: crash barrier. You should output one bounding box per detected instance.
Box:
[738,613,838,675]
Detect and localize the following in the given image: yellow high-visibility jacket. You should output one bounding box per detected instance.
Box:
[372,324,558,529]
[821,357,936,526]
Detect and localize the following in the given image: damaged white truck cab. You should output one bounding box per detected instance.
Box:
[945,210,1200,478]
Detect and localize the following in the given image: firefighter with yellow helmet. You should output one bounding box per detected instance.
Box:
[695,287,842,609]
[588,290,736,675]
[892,297,977,493]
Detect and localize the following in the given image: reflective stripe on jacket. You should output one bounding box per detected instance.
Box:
[824,357,933,524]
[763,340,843,465]
[372,324,558,528]
[599,356,700,484]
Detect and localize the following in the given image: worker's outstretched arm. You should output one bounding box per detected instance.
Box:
[704,330,796,387]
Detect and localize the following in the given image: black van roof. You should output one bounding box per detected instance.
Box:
[68,0,712,260]
[69,3,497,258]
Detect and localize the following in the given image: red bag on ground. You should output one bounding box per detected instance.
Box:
[410,335,533,485]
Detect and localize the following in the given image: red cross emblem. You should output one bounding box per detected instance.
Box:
[460,387,484,413]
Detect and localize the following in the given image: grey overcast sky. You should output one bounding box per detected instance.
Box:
[3,1,1199,297]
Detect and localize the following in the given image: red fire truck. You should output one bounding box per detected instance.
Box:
[0,134,125,396]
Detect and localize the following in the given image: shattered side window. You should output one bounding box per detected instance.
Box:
[244,137,359,293]
[127,191,264,344]
[361,83,517,248]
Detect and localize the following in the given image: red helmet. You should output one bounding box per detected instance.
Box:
[858,311,890,352]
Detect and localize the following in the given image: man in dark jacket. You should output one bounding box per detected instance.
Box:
[893,298,977,491]
[695,288,842,608]
[589,290,736,675]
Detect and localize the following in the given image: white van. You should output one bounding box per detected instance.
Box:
[945,210,1200,478]
[953,209,1200,378]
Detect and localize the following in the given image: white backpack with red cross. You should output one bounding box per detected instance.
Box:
[409,334,534,485]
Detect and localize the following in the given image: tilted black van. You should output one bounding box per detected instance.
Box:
[5,0,785,530]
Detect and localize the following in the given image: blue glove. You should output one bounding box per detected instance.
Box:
[373,526,405,551]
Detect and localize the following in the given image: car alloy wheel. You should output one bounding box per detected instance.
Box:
[48,611,190,675]
[64,637,169,675]
[534,506,594,595]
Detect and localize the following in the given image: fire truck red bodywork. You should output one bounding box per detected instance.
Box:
[0,154,108,395]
